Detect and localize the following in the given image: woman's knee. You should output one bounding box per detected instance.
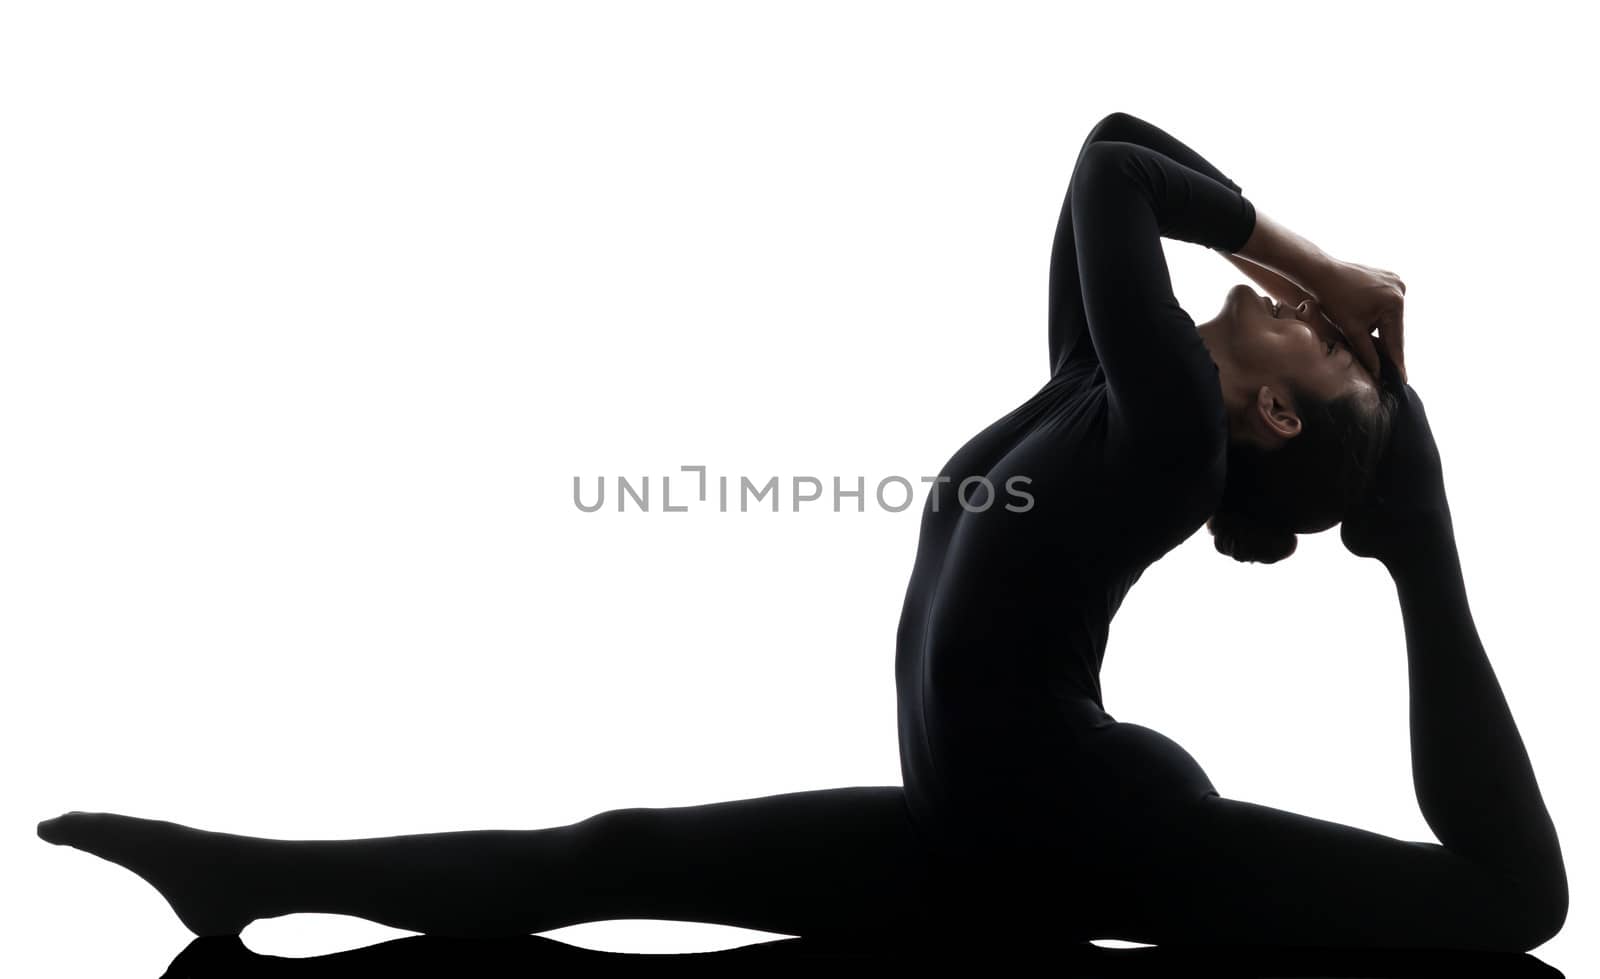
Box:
[567,806,663,866]
[1503,867,1568,952]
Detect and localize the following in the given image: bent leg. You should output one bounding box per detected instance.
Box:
[1096,794,1555,952]
[1088,547,1566,953]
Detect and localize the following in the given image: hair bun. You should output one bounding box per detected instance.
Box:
[1207,510,1298,564]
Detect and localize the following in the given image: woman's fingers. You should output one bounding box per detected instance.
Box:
[1327,310,1382,378]
[1383,309,1407,383]
[1350,321,1383,378]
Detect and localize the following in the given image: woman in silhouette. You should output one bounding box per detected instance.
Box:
[38,112,1567,953]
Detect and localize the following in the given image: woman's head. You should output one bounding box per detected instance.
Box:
[1197,284,1398,563]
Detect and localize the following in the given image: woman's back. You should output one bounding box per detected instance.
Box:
[894,345,1227,867]
[890,108,1273,886]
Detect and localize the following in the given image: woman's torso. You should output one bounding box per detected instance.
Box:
[893,351,1227,856]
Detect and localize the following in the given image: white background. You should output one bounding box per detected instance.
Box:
[3,1,1595,974]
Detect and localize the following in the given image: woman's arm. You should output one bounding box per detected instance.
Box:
[1229,209,1342,299]
[1075,113,1341,305]
[1049,110,1258,379]
[1067,133,1257,440]
[1222,250,1315,309]
[1075,113,1403,375]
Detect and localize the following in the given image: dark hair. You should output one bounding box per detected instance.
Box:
[1207,381,1398,564]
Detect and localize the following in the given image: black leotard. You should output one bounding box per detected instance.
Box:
[889,114,1565,950]
[44,112,1560,960]
[895,114,1253,859]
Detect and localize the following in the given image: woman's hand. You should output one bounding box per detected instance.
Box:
[1312,259,1408,382]
[1230,212,1407,380]
[1340,350,1452,573]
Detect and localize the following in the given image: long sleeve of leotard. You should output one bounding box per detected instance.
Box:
[1067,133,1256,441]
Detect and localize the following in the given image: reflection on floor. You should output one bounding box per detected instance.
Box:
[154,932,1563,978]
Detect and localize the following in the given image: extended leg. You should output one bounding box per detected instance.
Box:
[39,785,950,940]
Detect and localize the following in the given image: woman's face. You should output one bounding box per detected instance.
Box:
[1206,283,1376,406]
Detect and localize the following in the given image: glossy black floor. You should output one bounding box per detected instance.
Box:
[144,932,1562,978]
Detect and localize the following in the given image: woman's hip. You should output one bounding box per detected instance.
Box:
[902,704,1220,865]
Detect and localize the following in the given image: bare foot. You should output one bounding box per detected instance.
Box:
[37,811,283,936]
